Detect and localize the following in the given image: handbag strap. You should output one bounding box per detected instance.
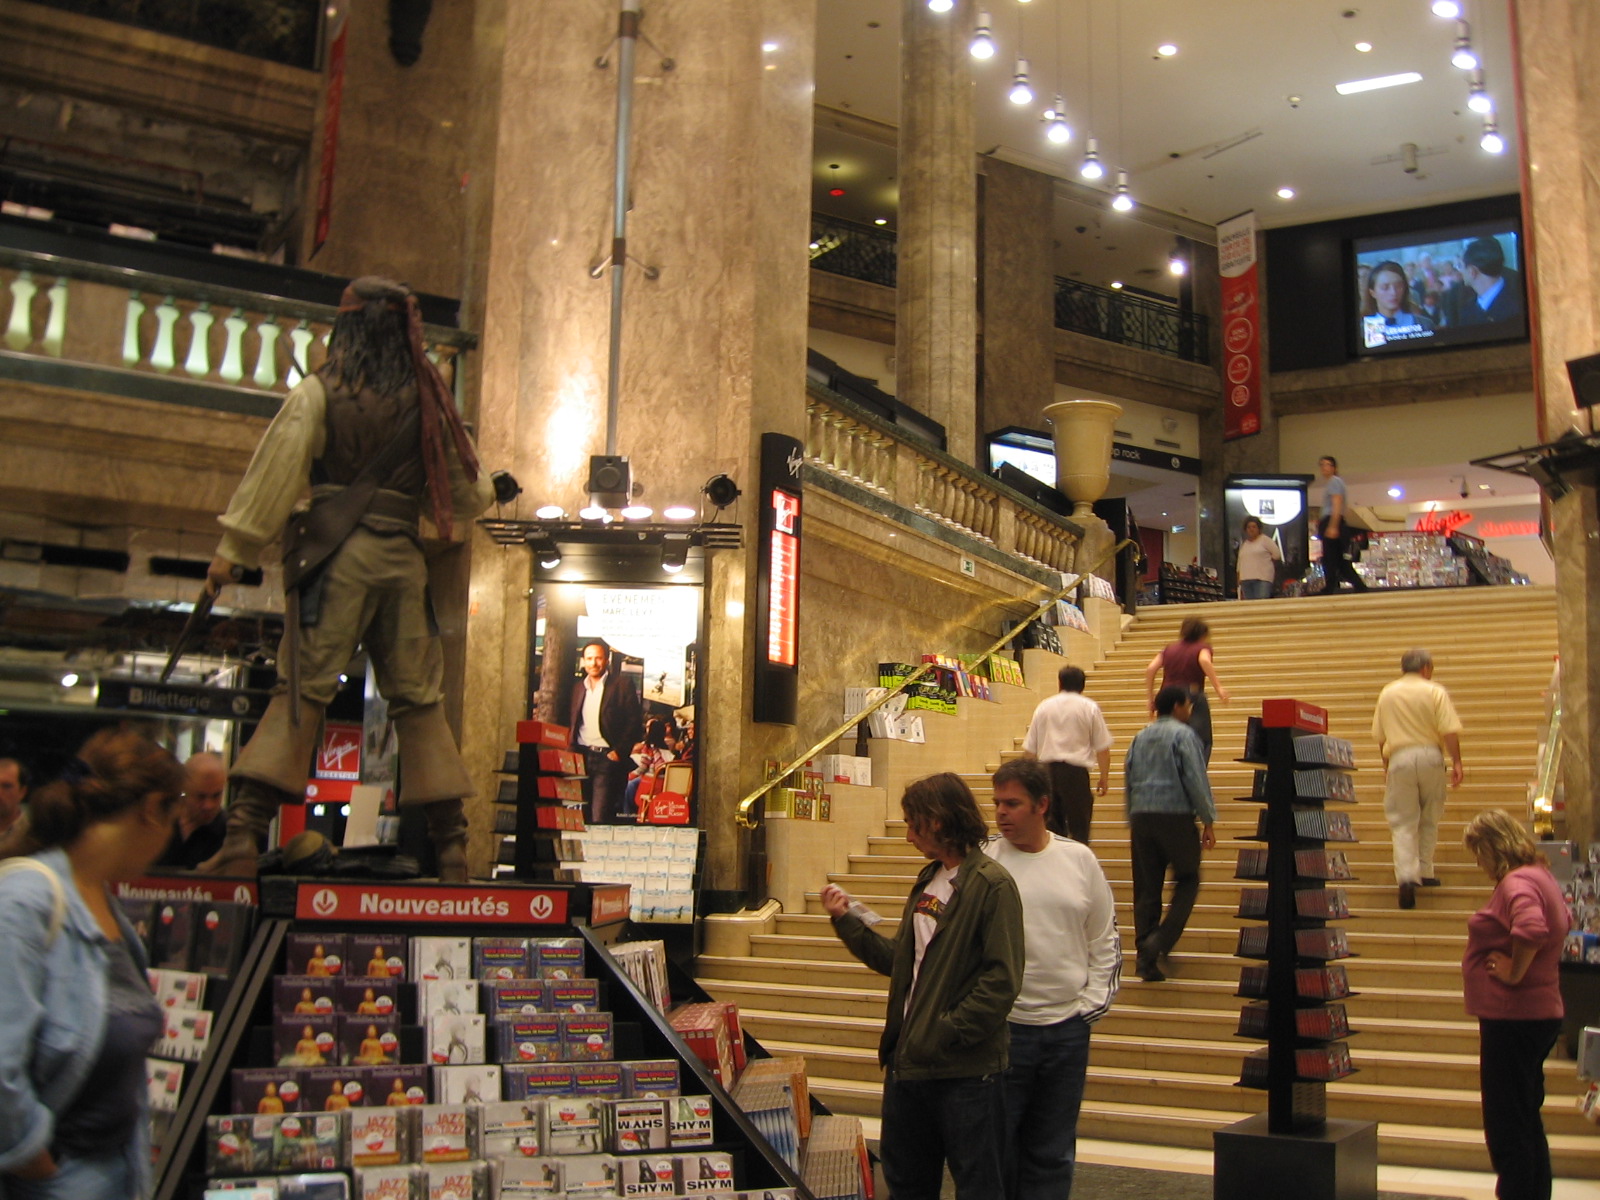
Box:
[0,857,68,947]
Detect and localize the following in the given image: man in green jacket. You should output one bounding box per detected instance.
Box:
[822,772,1024,1200]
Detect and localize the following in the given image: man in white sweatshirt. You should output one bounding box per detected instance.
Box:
[984,758,1121,1199]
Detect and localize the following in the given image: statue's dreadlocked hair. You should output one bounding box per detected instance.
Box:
[321,281,417,397]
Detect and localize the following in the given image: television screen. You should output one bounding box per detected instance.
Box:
[1351,221,1526,355]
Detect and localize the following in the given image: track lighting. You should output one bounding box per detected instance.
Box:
[1009,59,1034,105]
[528,531,562,570]
[1111,170,1134,213]
[1451,21,1478,70]
[660,532,691,574]
[1079,137,1104,180]
[970,12,996,60]
[1467,69,1492,113]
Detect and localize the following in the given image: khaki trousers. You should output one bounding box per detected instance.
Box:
[1383,744,1446,886]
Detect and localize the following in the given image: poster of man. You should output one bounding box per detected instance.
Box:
[529,584,699,825]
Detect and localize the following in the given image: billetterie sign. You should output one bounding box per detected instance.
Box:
[295,882,569,925]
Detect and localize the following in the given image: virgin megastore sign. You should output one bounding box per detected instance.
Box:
[296,882,570,925]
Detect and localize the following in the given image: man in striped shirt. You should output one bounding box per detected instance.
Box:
[985,759,1121,1200]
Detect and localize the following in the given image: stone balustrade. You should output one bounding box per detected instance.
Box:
[805,383,1081,575]
[0,246,475,414]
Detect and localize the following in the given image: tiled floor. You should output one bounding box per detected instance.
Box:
[855,1118,1600,1199]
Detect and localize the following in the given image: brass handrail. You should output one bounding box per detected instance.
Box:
[732,537,1133,829]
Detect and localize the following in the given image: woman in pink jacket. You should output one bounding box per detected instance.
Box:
[1461,810,1570,1200]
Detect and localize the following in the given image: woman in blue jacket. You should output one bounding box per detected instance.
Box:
[0,728,185,1199]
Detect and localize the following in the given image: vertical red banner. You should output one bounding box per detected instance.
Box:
[1219,211,1261,440]
[312,20,348,255]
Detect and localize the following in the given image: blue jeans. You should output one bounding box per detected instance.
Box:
[1003,1018,1091,1200]
[1239,579,1272,600]
[880,1069,1006,1200]
[7,1149,135,1200]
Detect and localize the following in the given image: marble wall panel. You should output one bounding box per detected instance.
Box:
[979,158,1057,442]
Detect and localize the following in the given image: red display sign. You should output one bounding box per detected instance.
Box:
[767,490,799,667]
[1219,211,1262,441]
[1261,698,1329,734]
[589,885,632,926]
[116,876,259,905]
[312,20,348,255]
[295,882,569,925]
[317,722,362,781]
[1413,509,1475,536]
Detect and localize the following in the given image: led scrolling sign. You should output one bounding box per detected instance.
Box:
[753,433,803,724]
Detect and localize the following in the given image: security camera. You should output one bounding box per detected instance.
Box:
[1460,484,1469,499]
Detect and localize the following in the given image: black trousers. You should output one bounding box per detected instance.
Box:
[1129,812,1201,961]
[1479,1017,1561,1200]
[1317,517,1368,592]
[1044,762,1094,843]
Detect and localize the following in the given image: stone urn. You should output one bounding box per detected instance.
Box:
[1043,399,1123,517]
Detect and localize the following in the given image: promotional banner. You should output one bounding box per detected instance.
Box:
[295,882,569,925]
[1219,211,1262,440]
[311,16,347,255]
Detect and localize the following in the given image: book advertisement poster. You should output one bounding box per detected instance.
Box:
[528,584,700,826]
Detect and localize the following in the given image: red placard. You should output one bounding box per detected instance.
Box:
[766,491,799,667]
[312,20,347,255]
[589,885,631,926]
[517,721,572,747]
[115,876,259,905]
[642,791,690,825]
[304,778,355,804]
[317,722,362,781]
[1219,211,1261,441]
[294,882,569,925]
[1260,698,1329,733]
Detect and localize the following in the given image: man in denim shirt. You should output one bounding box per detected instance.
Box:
[1125,685,1216,982]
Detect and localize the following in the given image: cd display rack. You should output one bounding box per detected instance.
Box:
[495,720,588,882]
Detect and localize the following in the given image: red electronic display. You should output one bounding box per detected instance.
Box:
[767,490,800,667]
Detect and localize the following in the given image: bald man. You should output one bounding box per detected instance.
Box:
[156,752,230,869]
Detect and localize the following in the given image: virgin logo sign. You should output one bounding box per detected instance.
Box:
[1414,509,1474,535]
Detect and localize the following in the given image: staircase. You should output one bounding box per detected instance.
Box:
[696,587,1600,1176]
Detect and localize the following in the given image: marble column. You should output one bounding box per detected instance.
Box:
[897,0,979,464]
[458,0,817,889]
[1512,0,1600,843]
[979,157,1055,440]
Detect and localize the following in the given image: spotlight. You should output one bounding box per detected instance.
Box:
[1044,96,1070,143]
[927,0,952,11]
[1452,22,1478,70]
[1109,281,1124,289]
[1387,485,1404,499]
[660,532,692,574]
[60,672,79,688]
[1079,136,1104,180]
[970,11,995,59]
[578,504,608,522]
[1431,0,1461,17]
[529,531,563,569]
[1168,254,1187,277]
[621,505,653,520]
[1156,43,1178,57]
[702,474,742,512]
[1354,41,1372,52]
[1467,70,1492,113]
[663,505,697,521]
[874,217,888,225]
[1009,60,1034,105]
[1480,118,1504,154]
[1111,169,1134,212]
[1276,186,1296,200]
[534,504,566,520]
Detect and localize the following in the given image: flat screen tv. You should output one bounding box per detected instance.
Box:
[1351,221,1526,355]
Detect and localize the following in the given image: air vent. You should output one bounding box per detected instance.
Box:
[1154,438,1181,450]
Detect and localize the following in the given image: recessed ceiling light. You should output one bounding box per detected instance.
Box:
[1156,43,1178,57]
[1109,281,1124,289]
[1477,483,1492,491]
[1335,71,1423,95]
[1387,486,1404,499]
[762,42,778,52]
[1276,186,1296,200]
[1354,41,1373,52]
[873,218,888,226]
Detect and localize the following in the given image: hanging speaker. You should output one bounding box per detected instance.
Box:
[1566,352,1600,409]
[585,455,632,508]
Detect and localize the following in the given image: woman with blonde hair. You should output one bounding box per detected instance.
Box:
[0,727,185,1199]
[1461,810,1569,1200]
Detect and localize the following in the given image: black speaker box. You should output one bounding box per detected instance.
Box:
[1566,352,1600,409]
[585,455,632,506]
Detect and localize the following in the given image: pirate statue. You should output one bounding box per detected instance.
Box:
[200,276,518,881]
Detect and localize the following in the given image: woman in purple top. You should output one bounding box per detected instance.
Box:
[1143,617,1230,764]
[1462,810,1570,1200]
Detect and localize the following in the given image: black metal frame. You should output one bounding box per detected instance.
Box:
[1053,276,1211,364]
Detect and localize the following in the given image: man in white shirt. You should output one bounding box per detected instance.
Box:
[1021,665,1113,844]
[985,758,1120,1200]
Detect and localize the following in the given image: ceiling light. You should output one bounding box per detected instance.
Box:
[1480,118,1504,154]
[1168,255,1187,277]
[1045,96,1071,144]
[1157,43,1178,57]
[1079,137,1104,179]
[1111,170,1134,213]
[60,672,79,688]
[1467,69,1492,113]
[660,532,692,574]
[1354,41,1373,52]
[1452,22,1478,70]
[1276,186,1296,200]
[1009,59,1034,104]
[1432,0,1461,17]
[1109,280,1123,289]
[762,42,778,52]
[534,504,566,520]
[621,504,653,520]
[663,505,696,521]
[970,12,996,59]
[927,0,953,11]
[1477,483,1492,490]
[873,217,888,225]
[1387,486,1404,499]
[1335,71,1424,95]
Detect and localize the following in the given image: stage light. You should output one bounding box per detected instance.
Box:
[660,532,692,574]
[534,504,566,520]
[663,505,697,521]
[702,474,742,511]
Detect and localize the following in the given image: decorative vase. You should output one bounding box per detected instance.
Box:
[1043,399,1123,518]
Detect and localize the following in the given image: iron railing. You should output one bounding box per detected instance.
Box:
[31,0,323,69]
[809,213,897,289]
[1053,276,1210,364]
